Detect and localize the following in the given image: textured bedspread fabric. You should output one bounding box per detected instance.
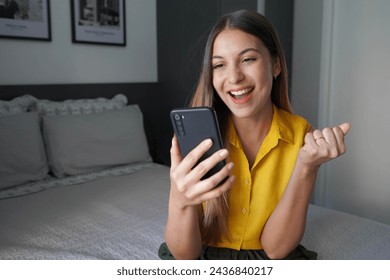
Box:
[303,205,390,260]
[0,162,155,200]
[0,164,170,260]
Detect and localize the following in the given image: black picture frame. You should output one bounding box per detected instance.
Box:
[71,0,126,46]
[0,0,51,41]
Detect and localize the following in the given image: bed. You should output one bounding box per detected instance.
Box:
[0,163,169,259]
[1,91,389,260]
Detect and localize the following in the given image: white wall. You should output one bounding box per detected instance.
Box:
[0,0,157,85]
[293,0,390,225]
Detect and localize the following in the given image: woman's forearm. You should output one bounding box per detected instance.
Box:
[260,158,318,259]
[165,197,203,260]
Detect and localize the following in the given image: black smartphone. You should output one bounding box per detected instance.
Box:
[170,107,227,182]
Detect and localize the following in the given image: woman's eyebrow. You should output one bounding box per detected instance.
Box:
[212,48,261,60]
[239,47,261,55]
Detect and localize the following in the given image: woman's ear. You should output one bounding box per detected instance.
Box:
[273,57,281,78]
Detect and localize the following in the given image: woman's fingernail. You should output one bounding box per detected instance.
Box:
[227,162,234,170]
[219,149,228,158]
[204,139,213,147]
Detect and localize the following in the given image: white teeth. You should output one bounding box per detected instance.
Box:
[229,88,251,96]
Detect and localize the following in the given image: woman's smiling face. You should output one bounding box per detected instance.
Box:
[212,28,280,120]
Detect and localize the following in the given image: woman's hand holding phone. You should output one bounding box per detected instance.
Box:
[169,136,235,210]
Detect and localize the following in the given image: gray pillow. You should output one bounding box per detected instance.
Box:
[42,105,151,178]
[0,112,49,189]
[33,94,128,116]
[0,95,37,117]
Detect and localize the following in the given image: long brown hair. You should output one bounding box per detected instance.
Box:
[190,10,292,244]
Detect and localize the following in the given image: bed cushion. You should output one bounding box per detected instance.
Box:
[0,95,37,117]
[33,94,128,116]
[0,112,49,189]
[42,105,151,178]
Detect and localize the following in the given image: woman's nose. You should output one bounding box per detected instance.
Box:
[228,66,244,84]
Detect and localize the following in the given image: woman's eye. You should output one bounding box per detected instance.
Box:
[242,57,256,63]
[213,63,224,69]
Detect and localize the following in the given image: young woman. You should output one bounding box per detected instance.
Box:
[160,9,350,260]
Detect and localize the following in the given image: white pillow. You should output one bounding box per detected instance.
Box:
[33,94,128,116]
[42,105,151,178]
[0,95,37,117]
[0,112,49,189]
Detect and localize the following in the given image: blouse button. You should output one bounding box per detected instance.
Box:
[241,208,247,214]
[243,178,250,185]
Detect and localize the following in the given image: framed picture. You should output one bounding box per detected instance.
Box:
[71,0,126,46]
[0,0,51,41]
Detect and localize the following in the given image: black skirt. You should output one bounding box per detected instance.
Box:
[158,242,317,260]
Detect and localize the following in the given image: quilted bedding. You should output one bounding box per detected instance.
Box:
[0,163,170,259]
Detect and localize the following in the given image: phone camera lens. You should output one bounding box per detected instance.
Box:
[174,114,185,136]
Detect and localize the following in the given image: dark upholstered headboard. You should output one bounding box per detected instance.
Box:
[0,83,171,165]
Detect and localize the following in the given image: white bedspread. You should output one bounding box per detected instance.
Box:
[0,163,170,259]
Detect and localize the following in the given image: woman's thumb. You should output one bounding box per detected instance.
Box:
[338,122,352,135]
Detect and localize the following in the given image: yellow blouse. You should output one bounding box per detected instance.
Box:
[211,105,310,250]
